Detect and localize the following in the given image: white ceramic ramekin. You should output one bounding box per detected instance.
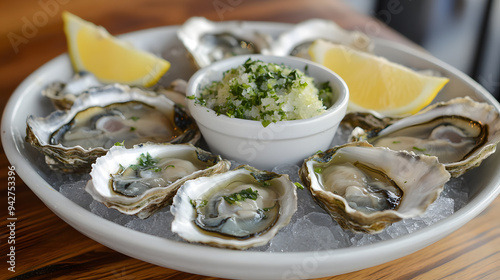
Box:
[186,55,349,170]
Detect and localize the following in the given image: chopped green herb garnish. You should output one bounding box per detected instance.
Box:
[192,59,328,127]
[413,146,426,152]
[318,81,333,107]
[129,165,138,171]
[190,199,207,208]
[223,188,259,205]
[130,116,140,121]
[262,205,275,212]
[138,153,155,166]
[314,167,323,174]
[114,141,125,146]
[392,141,401,144]
[199,200,208,208]
[130,127,136,131]
[256,208,267,219]
[294,182,304,190]
[127,152,161,172]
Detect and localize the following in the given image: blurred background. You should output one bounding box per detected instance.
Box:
[2,0,498,101]
[347,0,500,100]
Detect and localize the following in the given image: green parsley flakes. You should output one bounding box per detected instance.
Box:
[294,182,304,190]
[223,188,259,204]
[193,58,329,127]
[128,152,162,172]
[412,146,426,152]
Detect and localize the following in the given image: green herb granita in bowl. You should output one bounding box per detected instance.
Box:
[191,58,334,127]
[186,55,349,170]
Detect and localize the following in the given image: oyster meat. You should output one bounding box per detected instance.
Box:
[177,17,272,68]
[299,142,450,233]
[171,165,297,249]
[86,143,230,218]
[351,97,500,177]
[26,84,200,172]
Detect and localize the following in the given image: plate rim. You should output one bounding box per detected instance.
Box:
[2,22,500,279]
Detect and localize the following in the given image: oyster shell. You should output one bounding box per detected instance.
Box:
[26,84,200,172]
[341,111,400,132]
[299,142,450,233]
[177,17,272,68]
[42,73,102,110]
[86,143,230,219]
[171,165,297,249]
[155,79,189,108]
[351,97,500,177]
[42,74,188,110]
[268,19,373,58]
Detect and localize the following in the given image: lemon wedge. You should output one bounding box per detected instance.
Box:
[309,40,449,116]
[62,11,170,87]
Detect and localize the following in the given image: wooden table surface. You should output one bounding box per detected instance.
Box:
[1,0,499,279]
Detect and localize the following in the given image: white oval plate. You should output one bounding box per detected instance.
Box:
[2,23,500,279]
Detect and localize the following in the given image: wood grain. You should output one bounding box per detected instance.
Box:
[1,0,499,279]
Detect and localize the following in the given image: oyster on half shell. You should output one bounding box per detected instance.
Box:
[350,97,500,177]
[177,17,272,68]
[171,165,297,249]
[26,84,200,172]
[42,74,189,110]
[86,143,230,219]
[268,19,373,58]
[299,142,450,233]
